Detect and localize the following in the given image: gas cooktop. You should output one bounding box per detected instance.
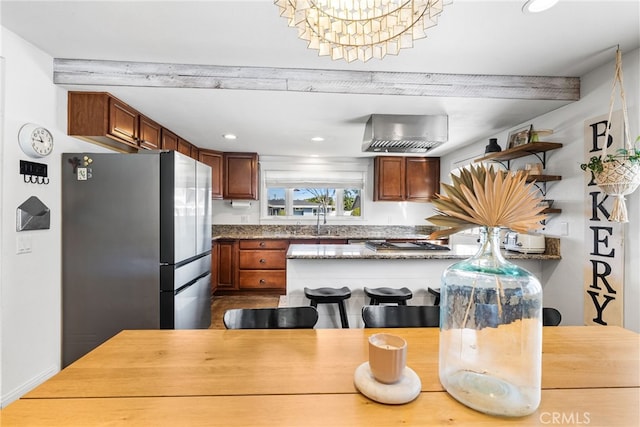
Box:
[364,241,450,252]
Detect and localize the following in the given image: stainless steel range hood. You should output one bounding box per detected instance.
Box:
[362,114,448,153]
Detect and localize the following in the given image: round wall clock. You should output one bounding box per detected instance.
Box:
[18,123,54,158]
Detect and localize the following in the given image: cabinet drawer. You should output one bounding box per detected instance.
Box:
[238,271,286,289]
[239,250,286,269]
[239,240,289,250]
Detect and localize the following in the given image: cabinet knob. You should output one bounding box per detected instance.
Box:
[259,241,266,247]
[259,279,266,284]
[259,258,266,263]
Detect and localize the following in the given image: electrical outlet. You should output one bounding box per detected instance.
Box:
[560,222,569,236]
[17,235,32,254]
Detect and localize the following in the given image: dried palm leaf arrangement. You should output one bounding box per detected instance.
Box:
[427,164,547,238]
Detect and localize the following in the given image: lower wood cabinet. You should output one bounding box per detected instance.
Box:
[237,240,288,292]
[289,239,348,245]
[216,240,237,291]
[212,238,348,295]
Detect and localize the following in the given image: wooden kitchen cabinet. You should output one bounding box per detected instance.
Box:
[162,128,198,159]
[374,156,405,201]
[68,91,162,152]
[199,150,224,199]
[177,137,193,157]
[108,97,138,145]
[216,240,237,291]
[190,145,200,160]
[405,157,440,201]
[224,152,259,200]
[161,128,179,151]
[211,240,219,295]
[289,239,348,245]
[138,115,162,150]
[237,240,288,293]
[374,156,440,202]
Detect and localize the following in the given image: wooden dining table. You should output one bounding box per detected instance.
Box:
[2,326,638,426]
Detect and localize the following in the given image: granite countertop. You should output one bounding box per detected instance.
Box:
[211,225,438,241]
[212,225,561,260]
[286,243,561,261]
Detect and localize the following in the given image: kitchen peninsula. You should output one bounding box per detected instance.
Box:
[286,242,561,328]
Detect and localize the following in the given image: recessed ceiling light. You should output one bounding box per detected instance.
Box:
[311,136,325,142]
[223,134,237,140]
[522,0,559,13]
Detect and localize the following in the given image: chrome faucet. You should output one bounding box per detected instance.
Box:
[316,203,327,235]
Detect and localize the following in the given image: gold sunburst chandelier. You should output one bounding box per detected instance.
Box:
[274,0,448,63]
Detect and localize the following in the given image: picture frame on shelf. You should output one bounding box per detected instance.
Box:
[507,125,533,149]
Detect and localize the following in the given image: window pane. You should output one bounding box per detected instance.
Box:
[293,188,336,217]
[342,188,361,217]
[267,188,286,216]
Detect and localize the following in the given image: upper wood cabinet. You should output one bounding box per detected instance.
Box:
[68,92,162,152]
[138,115,161,150]
[224,152,259,200]
[405,157,440,201]
[190,145,200,160]
[199,149,224,200]
[160,127,199,160]
[108,97,138,145]
[374,156,440,202]
[177,137,192,156]
[374,157,405,201]
[161,128,179,151]
[69,91,255,178]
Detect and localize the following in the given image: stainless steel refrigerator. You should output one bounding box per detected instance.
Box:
[61,151,212,367]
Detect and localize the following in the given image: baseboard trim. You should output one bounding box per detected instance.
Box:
[1,364,59,408]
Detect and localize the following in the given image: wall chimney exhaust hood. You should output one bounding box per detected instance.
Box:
[362,114,448,153]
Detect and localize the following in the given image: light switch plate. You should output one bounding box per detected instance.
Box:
[17,235,32,254]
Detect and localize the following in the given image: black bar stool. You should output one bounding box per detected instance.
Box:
[364,286,413,305]
[427,287,441,306]
[304,286,351,328]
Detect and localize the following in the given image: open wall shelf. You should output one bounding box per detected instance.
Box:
[474,140,563,225]
[474,142,563,165]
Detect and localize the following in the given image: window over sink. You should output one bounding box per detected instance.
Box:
[260,157,367,221]
[266,187,361,218]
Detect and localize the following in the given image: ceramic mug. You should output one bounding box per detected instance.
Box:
[368,333,407,384]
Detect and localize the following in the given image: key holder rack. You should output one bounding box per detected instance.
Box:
[20,160,49,184]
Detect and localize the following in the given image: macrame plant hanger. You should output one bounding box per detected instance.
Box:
[597,48,640,222]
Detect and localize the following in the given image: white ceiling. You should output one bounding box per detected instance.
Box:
[2,0,639,158]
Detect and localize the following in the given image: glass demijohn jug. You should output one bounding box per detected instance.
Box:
[439,227,543,416]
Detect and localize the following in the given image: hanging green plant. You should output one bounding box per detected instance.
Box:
[579,49,640,222]
[580,136,640,173]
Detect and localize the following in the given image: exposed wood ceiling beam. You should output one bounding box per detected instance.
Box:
[53,58,580,101]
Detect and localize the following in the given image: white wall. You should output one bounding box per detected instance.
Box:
[0,28,111,407]
[441,48,640,333]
